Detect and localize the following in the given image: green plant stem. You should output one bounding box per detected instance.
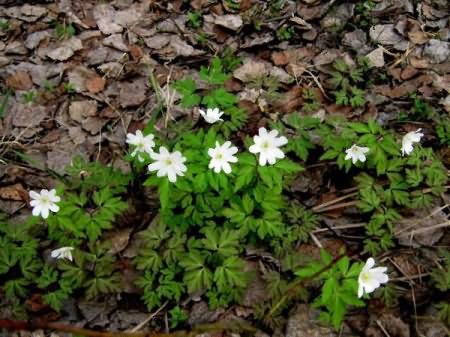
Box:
[266,253,346,319]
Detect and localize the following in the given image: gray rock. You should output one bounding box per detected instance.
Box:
[4,5,47,22]
[343,29,367,51]
[82,117,106,135]
[233,59,272,82]
[93,4,123,35]
[214,14,243,31]
[365,47,385,67]
[24,30,52,49]
[103,34,129,52]
[321,3,355,30]
[12,103,47,128]
[5,41,27,55]
[286,305,337,337]
[67,65,97,93]
[369,24,408,50]
[423,39,450,63]
[69,100,98,123]
[118,79,147,108]
[47,37,83,61]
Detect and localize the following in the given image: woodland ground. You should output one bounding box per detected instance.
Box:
[0,0,449,337]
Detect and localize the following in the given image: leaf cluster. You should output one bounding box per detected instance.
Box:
[173,57,246,137]
[47,157,129,244]
[295,251,364,330]
[329,58,371,108]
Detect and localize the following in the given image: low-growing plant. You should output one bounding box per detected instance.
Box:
[22,90,36,104]
[55,20,76,40]
[173,57,246,136]
[63,82,76,94]
[276,25,295,41]
[46,157,130,245]
[329,58,371,108]
[295,250,365,330]
[187,10,202,29]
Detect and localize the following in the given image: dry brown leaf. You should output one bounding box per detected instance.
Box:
[86,76,106,94]
[0,183,27,201]
[6,71,33,90]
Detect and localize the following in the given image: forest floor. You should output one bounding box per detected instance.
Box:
[0,1,449,337]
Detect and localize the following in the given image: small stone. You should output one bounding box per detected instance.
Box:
[423,39,450,63]
[47,37,83,61]
[343,29,367,51]
[118,80,147,108]
[369,24,408,50]
[5,41,27,55]
[233,59,272,82]
[365,47,385,68]
[93,4,123,35]
[103,34,129,52]
[214,14,243,31]
[69,100,98,123]
[82,117,106,135]
[25,30,51,49]
[67,65,97,92]
[12,104,47,128]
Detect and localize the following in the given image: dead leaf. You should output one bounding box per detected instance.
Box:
[6,71,33,90]
[395,207,448,247]
[0,183,27,201]
[86,76,106,94]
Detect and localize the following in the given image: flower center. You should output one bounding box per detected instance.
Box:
[216,153,223,160]
[165,158,173,165]
[262,141,270,149]
[361,271,370,282]
[40,196,50,205]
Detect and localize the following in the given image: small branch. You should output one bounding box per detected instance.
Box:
[312,192,358,212]
[0,319,258,337]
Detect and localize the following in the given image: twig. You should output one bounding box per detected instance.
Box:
[314,201,358,213]
[312,192,358,212]
[129,302,168,333]
[313,222,366,233]
[375,320,392,337]
[0,319,258,337]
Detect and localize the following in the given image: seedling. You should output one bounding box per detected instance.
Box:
[63,82,76,94]
[276,25,295,41]
[187,11,202,29]
[22,90,36,104]
[55,21,76,40]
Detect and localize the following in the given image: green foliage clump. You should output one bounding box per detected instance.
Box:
[173,57,246,137]
[55,21,76,40]
[136,127,303,310]
[295,251,364,330]
[0,217,41,307]
[329,58,371,108]
[46,157,129,245]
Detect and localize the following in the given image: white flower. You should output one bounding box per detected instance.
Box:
[126,130,155,162]
[345,144,370,164]
[401,129,424,156]
[51,247,74,262]
[249,127,288,166]
[148,146,187,183]
[29,189,60,219]
[199,108,224,124]
[208,141,238,174]
[358,258,389,298]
